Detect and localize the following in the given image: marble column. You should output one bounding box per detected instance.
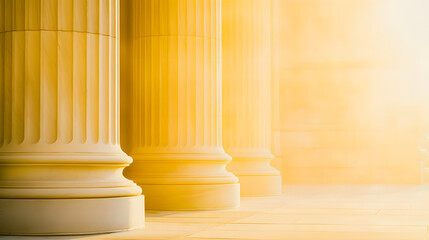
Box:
[222,0,282,196]
[121,0,240,210]
[271,0,283,180]
[0,0,144,235]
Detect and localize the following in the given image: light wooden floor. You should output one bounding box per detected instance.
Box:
[3,185,429,240]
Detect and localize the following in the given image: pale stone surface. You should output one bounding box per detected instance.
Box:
[120,0,239,210]
[0,196,144,235]
[4,185,429,240]
[222,0,281,197]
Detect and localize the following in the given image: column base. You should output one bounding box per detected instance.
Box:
[141,183,240,210]
[0,195,145,235]
[238,175,282,197]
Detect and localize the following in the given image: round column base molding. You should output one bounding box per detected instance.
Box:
[238,175,282,197]
[141,183,240,210]
[0,195,145,235]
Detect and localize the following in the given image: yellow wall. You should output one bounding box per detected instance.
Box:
[272,0,429,184]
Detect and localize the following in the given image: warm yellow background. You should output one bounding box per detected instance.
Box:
[272,0,429,184]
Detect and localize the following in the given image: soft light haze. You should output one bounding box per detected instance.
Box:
[272,0,429,184]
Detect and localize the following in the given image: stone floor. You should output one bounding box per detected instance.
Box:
[4,185,429,240]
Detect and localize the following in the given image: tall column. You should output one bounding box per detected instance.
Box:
[0,0,144,235]
[222,0,281,196]
[271,0,283,180]
[121,0,240,210]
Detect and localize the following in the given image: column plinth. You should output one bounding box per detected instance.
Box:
[222,0,281,196]
[121,0,240,210]
[0,0,144,235]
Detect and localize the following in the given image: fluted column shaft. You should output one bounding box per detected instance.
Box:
[222,0,281,196]
[122,0,239,210]
[0,0,144,235]
[271,0,283,179]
